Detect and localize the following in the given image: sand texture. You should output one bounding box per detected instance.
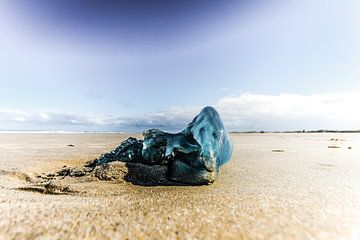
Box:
[1,133,360,239]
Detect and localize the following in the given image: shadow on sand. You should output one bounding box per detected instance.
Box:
[90,161,188,186]
[123,162,188,186]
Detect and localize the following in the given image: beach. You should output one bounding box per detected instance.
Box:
[1,133,360,239]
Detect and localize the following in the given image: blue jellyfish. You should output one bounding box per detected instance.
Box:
[88,106,232,184]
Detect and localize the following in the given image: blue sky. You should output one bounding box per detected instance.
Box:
[0,0,359,131]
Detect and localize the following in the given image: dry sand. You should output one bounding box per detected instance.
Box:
[1,133,360,239]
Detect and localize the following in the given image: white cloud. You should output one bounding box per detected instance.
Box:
[0,92,359,131]
[0,110,119,128]
[216,92,360,130]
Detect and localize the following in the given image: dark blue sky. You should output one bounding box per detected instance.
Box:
[12,0,256,49]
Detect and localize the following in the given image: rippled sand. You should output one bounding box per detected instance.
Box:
[1,133,360,239]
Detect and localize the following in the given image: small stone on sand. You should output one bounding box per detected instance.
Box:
[272,149,284,152]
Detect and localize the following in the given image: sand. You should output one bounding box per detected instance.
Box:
[1,133,360,239]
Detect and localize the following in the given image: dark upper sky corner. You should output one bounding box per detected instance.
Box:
[11,0,256,47]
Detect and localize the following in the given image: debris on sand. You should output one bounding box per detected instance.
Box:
[16,182,76,195]
[328,146,341,149]
[57,166,91,178]
[272,149,285,152]
[67,144,75,147]
[329,138,346,142]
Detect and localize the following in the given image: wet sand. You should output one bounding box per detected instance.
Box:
[1,133,360,239]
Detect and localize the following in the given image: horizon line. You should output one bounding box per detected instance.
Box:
[1,129,360,134]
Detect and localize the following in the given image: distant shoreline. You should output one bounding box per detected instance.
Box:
[0,130,359,134]
[231,130,360,133]
[0,130,126,134]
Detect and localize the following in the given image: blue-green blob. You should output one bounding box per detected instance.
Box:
[185,106,232,167]
[167,106,232,184]
[88,106,232,185]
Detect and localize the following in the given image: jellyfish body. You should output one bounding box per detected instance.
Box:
[89,106,232,184]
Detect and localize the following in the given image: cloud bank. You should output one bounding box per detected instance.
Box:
[1,92,359,132]
[217,92,359,131]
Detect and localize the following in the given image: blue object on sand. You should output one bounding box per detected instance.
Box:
[166,106,233,184]
[89,106,232,184]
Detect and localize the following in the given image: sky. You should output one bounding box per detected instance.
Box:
[0,0,359,132]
